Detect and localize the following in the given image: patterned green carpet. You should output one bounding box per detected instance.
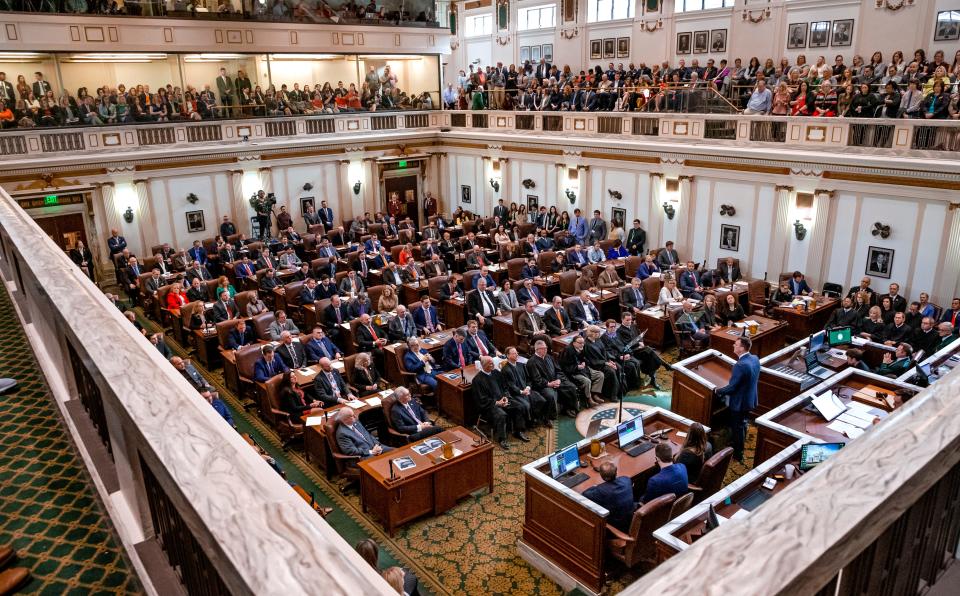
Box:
[134,303,758,595]
[0,285,140,594]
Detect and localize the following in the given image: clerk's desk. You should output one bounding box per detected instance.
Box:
[753,368,920,464]
[757,335,896,416]
[654,440,805,561]
[520,408,705,595]
[774,296,840,343]
[670,349,736,426]
[897,336,960,385]
[708,315,789,358]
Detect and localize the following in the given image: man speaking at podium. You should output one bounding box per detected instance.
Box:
[715,336,759,464]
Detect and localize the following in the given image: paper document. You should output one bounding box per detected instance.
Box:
[811,392,847,421]
[827,419,861,438]
[827,348,846,359]
[365,397,382,408]
[345,399,366,408]
[837,412,872,429]
[379,389,393,397]
[305,416,325,427]
[731,509,751,520]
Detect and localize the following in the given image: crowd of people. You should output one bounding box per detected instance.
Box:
[0,65,434,129]
[445,48,960,119]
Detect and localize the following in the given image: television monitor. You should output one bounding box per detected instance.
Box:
[827,327,852,346]
[616,415,645,450]
[799,442,845,471]
[548,444,581,479]
[809,330,826,352]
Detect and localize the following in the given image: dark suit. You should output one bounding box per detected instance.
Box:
[656,248,679,269]
[413,305,441,334]
[940,309,960,326]
[544,306,572,336]
[226,326,256,350]
[323,303,350,340]
[387,313,418,341]
[253,356,289,382]
[299,286,319,306]
[470,369,527,441]
[186,266,212,283]
[280,386,319,417]
[526,353,579,412]
[276,341,308,369]
[315,369,351,406]
[885,294,907,313]
[789,278,812,295]
[883,322,912,344]
[187,286,208,303]
[502,360,554,421]
[439,282,463,301]
[567,299,601,329]
[642,464,688,504]
[391,399,442,441]
[304,336,340,362]
[335,422,391,459]
[826,307,860,331]
[465,330,496,359]
[621,286,646,312]
[211,299,239,323]
[626,227,646,256]
[441,338,471,371]
[715,353,760,459]
[355,323,386,370]
[583,477,637,533]
[912,328,939,356]
[467,290,500,323]
[718,263,742,284]
[179,363,212,393]
[876,357,911,377]
[517,284,545,305]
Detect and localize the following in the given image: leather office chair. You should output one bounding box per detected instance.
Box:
[398,228,415,244]
[747,280,770,316]
[559,270,579,297]
[394,344,434,403]
[506,257,526,283]
[624,255,643,279]
[349,318,364,352]
[307,224,325,236]
[327,228,347,248]
[215,319,242,350]
[537,250,556,272]
[142,255,161,272]
[512,307,547,354]
[599,239,616,254]
[203,279,220,302]
[366,285,386,311]
[138,272,156,316]
[235,290,257,317]
[335,270,349,289]
[641,277,663,307]
[301,234,318,260]
[155,284,174,328]
[380,392,413,446]
[668,492,695,520]
[605,493,676,572]
[668,308,708,358]
[176,301,203,347]
[259,375,304,450]
[368,223,383,239]
[427,276,448,302]
[390,244,404,264]
[463,269,481,293]
[461,220,476,235]
[252,312,276,341]
[340,353,361,395]
[235,345,263,402]
[689,447,734,504]
[283,280,305,322]
[821,282,843,299]
[518,222,536,237]
[323,418,361,491]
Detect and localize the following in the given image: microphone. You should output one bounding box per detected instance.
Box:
[389,458,397,480]
[472,425,491,445]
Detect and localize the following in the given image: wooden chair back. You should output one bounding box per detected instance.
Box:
[559,270,579,297]
[624,255,643,279]
[507,257,526,282]
[252,312,276,340]
[693,447,734,503]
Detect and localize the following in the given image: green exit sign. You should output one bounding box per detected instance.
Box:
[398,160,407,169]
[44,195,58,205]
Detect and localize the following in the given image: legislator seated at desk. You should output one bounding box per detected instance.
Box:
[276,331,308,369]
[544,296,573,336]
[303,326,342,363]
[254,345,290,382]
[335,406,393,461]
[278,370,323,417]
[316,357,358,407]
[390,386,442,441]
[643,443,690,503]
[582,462,636,533]
[413,295,442,334]
[226,320,256,351]
[404,337,440,390]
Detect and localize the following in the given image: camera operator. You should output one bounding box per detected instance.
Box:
[253,190,276,241]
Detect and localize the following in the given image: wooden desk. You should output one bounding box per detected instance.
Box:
[654,442,804,561]
[302,394,387,477]
[444,298,466,328]
[402,280,430,305]
[193,326,222,368]
[899,337,960,384]
[705,283,751,311]
[633,308,672,349]
[709,315,789,358]
[492,314,515,351]
[753,369,920,464]
[671,349,736,426]
[520,408,704,595]
[589,290,621,322]
[775,297,840,343]
[435,365,479,426]
[534,276,561,300]
[383,330,450,385]
[302,303,319,332]
[551,331,578,356]
[359,427,494,535]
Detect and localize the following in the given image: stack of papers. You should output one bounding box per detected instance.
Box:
[643,308,664,319]
[365,396,382,407]
[811,391,847,421]
[345,399,366,408]
[305,416,325,427]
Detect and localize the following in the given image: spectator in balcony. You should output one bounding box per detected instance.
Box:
[813,82,838,117]
[849,83,879,118]
[32,71,51,100]
[743,79,772,115]
[837,83,855,117]
[15,74,28,101]
[79,96,102,125]
[471,85,486,110]
[216,67,234,116]
[880,82,902,118]
[923,65,951,96]
[850,54,865,77]
[442,84,456,109]
[771,81,791,115]
[923,80,951,119]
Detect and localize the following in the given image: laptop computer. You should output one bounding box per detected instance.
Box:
[804,350,834,379]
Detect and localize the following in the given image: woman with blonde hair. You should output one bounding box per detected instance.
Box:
[377,285,398,313]
[351,352,381,396]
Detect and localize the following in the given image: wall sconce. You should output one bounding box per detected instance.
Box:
[123,207,134,223]
[489,178,501,192]
[794,220,807,241]
[662,202,676,220]
[871,222,891,239]
[560,28,579,39]
[565,189,577,204]
[608,189,622,201]
[353,181,362,195]
[303,182,313,191]
[719,204,736,216]
[639,19,663,32]
[522,178,536,189]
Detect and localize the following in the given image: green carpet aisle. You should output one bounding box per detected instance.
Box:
[0,284,140,594]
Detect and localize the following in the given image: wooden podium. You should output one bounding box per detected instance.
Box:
[670,349,736,426]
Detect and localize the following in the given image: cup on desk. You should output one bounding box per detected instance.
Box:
[590,439,601,458]
[748,323,759,336]
[784,464,796,480]
[442,443,454,460]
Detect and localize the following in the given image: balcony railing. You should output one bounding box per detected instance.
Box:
[0,186,393,595]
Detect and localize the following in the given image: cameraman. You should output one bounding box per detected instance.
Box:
[254,190,274,241]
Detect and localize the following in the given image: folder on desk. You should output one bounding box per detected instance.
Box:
[305,416,325,427]
[811,392,847,422]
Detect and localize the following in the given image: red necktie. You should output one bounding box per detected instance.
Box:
[368,325,378,340]
[475,336,488,356]
[225,302,232,317]
[458,344,465,368]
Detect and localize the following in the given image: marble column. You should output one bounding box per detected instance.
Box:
[133,179,157,256]
[97,182,120,275]
[363,158,378,216]
[336,160,351,223]
[555,163,566,211]
[577,165,591,217]
[806,189,834,289]
[258,166,273,195]
[767,185,793,282]
[935,203,960,304]
[499,157,510,207]
[229,170,249,235]
[676,175,695,257]
[648,173,664,251]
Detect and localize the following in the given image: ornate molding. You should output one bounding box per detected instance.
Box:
[742,7,771,23]
[814,189,836,199]
[678,175,695,182]
[560,28,579,39]
[775,185,795,192]
[132,178,149,185]
[639,19,662,32]
[949,203,960,211]
[875,0,914,10]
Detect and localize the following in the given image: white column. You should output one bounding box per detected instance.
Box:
[676,175,695,258]
[806,189,834,290]
[363,158,378,216]
[133,179,157,256]
[229,170,249,235]
[437,153,449,215]
[648,173,663,252]
[577,165,590,217]
[935,204,960,304]
[98,182,120,273]
[336,159,352,224]
[767,185,793,282]
[499,157,510,207]
[258,166,273,195]
[555,163,566,210]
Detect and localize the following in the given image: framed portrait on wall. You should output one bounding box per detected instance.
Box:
[676,32,691,55]
[186,210,206,233]
[809,21,830,48]
[719,224,740,252]
[562,0,577,23]
[603,38,615,59]
[496,0,509,30]
[611,207,626,231]
[693,30,708,54]
[531,45,542,62]
[299,196,315,215]
[590,39,602,60]
[831,19,853,47]
[519,46,530,63]
[527,195,539,213]
[461,185,471,205]
[710,29,727,53]
[616,37,630,58]
[542,43,554,63]
[934,11,960,41]
[866,246,894,279]
[787,22,808,49]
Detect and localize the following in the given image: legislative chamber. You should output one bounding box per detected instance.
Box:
[0,1,958,595]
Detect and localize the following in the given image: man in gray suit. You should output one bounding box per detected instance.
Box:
[587,210,608,245]
[335,407,392,461]
[388,304,418,342]
[656,240,680,270]
[216,68,234,117]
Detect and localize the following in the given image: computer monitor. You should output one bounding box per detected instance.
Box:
[809,330,826,352]
[616,415,645,449]
[799,442,845,471]
[803,350,820,372]
[549,444,581,479]
[827,327,852,346]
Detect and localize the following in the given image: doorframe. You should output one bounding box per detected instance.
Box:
[380,167,423,228]
[19,192,99,280]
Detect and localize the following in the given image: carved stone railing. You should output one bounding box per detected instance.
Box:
[0,186,392,594]
[621,363,960,596]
